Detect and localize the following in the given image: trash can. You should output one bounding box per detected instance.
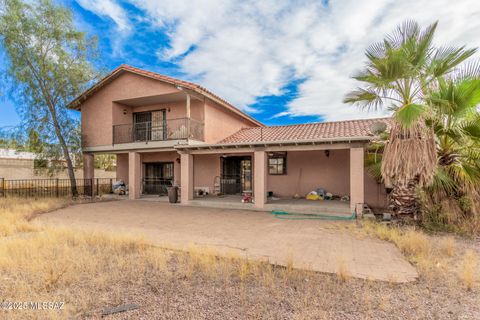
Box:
[168,186,178,203]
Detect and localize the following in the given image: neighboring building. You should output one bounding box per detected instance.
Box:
[0,148,115,180]
[70,64,388,213]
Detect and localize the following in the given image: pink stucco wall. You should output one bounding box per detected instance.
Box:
[193,154,220,192]
[116,153,129,184]
[193,153,254,193]
[203,99,258,143]
[113,99,204,126]
[267,150,350,198]
[80,71,254,147]
[266,150,386,209]
[116,149,386,208]
[81,72,182,147]
[192,149,387,209]
[365,173,388,209]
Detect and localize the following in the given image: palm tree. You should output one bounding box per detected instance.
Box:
[364,77,480,226]
[424,76,480,227]
[344,21,477,217]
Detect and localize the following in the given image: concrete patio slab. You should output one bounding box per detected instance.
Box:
[190,195,352,215]
[36,200,418,283]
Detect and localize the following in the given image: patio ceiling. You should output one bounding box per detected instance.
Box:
[114,91,192,107]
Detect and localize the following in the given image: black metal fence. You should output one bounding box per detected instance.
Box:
[0,178,115,198]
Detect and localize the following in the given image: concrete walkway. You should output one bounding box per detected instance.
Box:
[36,200,418,283]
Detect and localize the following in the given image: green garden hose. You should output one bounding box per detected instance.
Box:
[270,209,356,220]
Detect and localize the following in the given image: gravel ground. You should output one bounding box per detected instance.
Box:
[84,244,479,320]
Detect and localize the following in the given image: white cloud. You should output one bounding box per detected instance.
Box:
[75,0,132,57]
[98,0,480,121]
[76,0,130,32]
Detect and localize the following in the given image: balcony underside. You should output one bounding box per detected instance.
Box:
[82,139,197,153]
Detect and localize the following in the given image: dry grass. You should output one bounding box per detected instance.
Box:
[336,260,350,282]
[360,221,479,287]
[0,201,305,320]
[0,224,160,318]
[440,236,457,257]
[0,197,71,237]
[1,198,479,319]
[460,250,478,291]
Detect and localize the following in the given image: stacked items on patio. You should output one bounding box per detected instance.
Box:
[305,187,335,201]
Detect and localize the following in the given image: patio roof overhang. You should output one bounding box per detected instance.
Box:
[174,136,374,153]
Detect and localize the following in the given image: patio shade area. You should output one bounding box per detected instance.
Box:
[189,195,352,215]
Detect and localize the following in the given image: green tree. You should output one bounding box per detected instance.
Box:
[0,0,97,196]
[94,154,116,171]
[346,21,479,218]
[26,128,44,153]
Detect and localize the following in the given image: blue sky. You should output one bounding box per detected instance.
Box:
[1,0,480,128]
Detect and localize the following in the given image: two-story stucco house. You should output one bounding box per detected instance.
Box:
[70,64,388,214]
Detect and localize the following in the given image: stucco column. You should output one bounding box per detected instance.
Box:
[83,153,94,180]
[350,147,365,213]
[254,149,267,208]
[128,151,141,200]
[180,152,193,204]
[173,156,181,187]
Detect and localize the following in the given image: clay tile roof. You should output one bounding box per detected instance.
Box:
[67,64,262,126]
[218,118,391,144]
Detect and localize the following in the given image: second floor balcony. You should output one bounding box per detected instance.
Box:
[112,117,204,144]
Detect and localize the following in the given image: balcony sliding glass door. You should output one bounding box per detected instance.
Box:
[133,110,166,142]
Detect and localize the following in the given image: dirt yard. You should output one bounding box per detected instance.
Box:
[37,200,417,282]
[0,198,478,319]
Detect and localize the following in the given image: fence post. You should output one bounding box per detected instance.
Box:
[0,178,4,197]
[90,178,94,197]
[55,178,59,198]
[110,178,113,193]
[96,178,99,196]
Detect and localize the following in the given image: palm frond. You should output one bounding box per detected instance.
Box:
[461,115,480,139]
[395,103,426,127]
[343,87,384,110]
[429,46,477,77]
[427,78,480,117]
[385,20,421,49]
[450,60,480,81]
[365,152,383,182]
[428,166,457,195]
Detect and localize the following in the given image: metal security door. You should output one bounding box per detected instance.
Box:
[221,156,251,194]
[143,162,174,195]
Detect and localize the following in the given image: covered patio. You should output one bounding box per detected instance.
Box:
[188,195,352,215]
[177,139,369,214]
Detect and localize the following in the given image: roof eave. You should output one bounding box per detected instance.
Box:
[175,136,374,150]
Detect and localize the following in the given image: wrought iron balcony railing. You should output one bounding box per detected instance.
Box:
[112,117,204,144]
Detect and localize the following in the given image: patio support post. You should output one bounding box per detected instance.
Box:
[350,147,365,214]
[128,151,141,199]
[254,149,267,208]
[186,94,191,118]
[83,153,94,180]
[180,152,193,204]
